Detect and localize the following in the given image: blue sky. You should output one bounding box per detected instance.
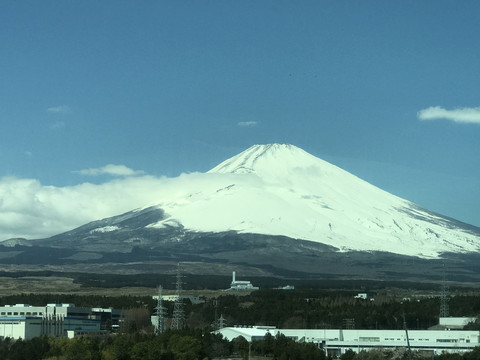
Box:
[1,1,479,239]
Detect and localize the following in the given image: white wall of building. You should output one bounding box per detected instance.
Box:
[0,304,102,340]
[0,318,43,340]
[217,326,480,355]
[439,317,476,328]
[0,319,26,339]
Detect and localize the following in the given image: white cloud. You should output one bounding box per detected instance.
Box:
[417,106,480,124]
[0,172,234,241]
[237,121,257,127]
[0,175,162,240]
[75,164,145,177]
[47,105,71,114]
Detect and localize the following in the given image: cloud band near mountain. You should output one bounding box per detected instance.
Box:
[76,164,145,177]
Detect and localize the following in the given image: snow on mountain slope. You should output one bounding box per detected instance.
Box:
[147,144,479,258]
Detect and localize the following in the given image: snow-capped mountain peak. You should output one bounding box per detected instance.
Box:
[145,144,480,258]
[9,144,479,280]
[209,143,336,178]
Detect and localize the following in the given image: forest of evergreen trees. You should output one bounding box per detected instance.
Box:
[1,287,480,359]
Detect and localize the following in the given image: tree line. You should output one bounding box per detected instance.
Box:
[2,289,480,330]
[1,289,480,359]
[1,330,480,360]
[0,329,328,360]
[186,289,480,330]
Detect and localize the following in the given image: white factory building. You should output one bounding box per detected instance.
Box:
[0,304,119,340]
[227,271,259,291]
[153,294,205,305]
[217,325,480,356]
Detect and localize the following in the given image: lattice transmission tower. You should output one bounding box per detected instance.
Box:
[439,263,450,318]
[213,299,227,330]
[218,314,227,329]
[154,285,166,334]
[171,264,185,330]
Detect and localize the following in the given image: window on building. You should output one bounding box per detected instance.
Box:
[359,337,380,342]
[437,339,458,343]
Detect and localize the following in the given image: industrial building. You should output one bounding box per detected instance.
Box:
[227,271,259,291]
[153,294,205,305]
[217,325,480,356]
[0,304,120,340]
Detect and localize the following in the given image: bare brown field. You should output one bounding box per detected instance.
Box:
[0,261,272,277]
[0,276,156,297]
[0,276,247,299]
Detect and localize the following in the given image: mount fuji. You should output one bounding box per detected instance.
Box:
[2,144,479,281]
[142,143,479,258]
